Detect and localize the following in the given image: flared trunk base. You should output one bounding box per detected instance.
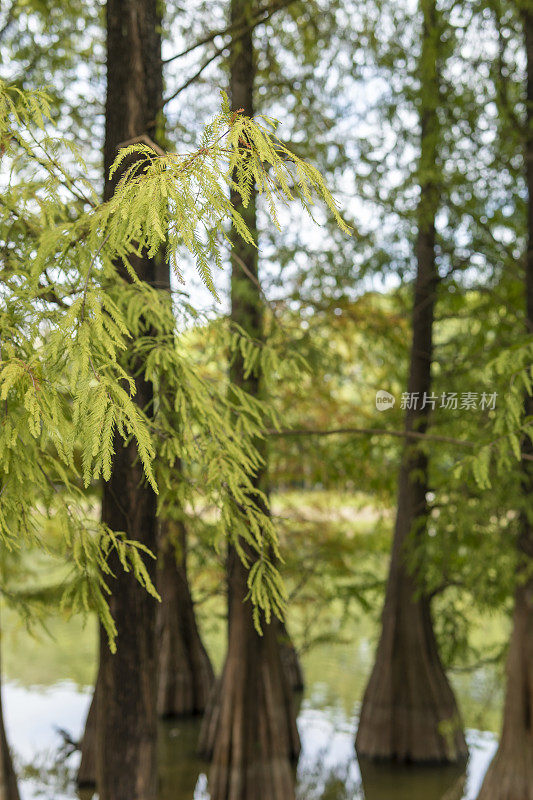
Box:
[157,529,215,718]
[477,583,533,800]
[76,674,98,787]
[477,744,533,800]
[356,582,467,764]
[0,698,20,800]
[208,757,296,800]
[199,552,300,800]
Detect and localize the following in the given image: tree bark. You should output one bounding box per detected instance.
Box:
[355,0,467,764]
[198,549,300,800]
[0,700,19,800]
[476,6,533,798]
[157,519,215,717]
[197,2,300,796]
[151,119,215,718]
[277,619,304,692]
[76,671,99,787]
[476,582,533,800]
[0,635,20,800]
[95,2,163,799]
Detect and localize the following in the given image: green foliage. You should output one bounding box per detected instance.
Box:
[0,78,348,641]
[3,0,530,664]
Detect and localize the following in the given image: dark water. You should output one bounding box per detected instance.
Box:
[1,613,500,800]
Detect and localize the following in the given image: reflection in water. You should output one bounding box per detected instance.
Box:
[296,704,361,800]
[1,617,501,800]
[158,718,208,800]
[3,681,498,800]
[358,758,466,800]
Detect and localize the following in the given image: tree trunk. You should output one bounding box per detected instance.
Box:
[476,7,533,798]
[0,636,20,800]
[157,519,215,717]
[355,0,467,764]
[95,2,163,799]
[197,2,300,796]
[151,116,215,717]
[198,549,300,800]
[277,619,304,692]
[76,671,99,787]
[477,583,533,800]
[0,701,19,800]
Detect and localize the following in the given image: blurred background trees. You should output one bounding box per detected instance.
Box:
[1,1,533,799]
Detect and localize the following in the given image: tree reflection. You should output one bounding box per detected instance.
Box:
[158,718,208,800]
[358,757,466,800]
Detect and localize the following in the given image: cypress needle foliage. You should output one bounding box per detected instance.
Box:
[0,80,349,642]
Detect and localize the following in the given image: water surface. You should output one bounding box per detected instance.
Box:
[1,612,500,800]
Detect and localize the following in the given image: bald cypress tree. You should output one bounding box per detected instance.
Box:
[157,517,215,717]
[0,713,19,800]
[2,8,346,798]
[355,0,467,764]
[77,1,214,780]
[476,4,533,797]
[0,637,19,800]
[197,2,301,797]
[94,2,163,797]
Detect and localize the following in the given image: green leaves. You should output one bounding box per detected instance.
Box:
[149,315,302,629]
[101,94,350,301]
[0,79,349,642]
[0,80,51,136]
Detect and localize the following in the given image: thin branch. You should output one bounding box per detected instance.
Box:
[229,247,270,304]
[162,0,295,107]
[36,281,69,308]
[80,232,111,323]
[117,133,166,156]
[162,0,295,65]
[428,579,465,600]
[21,129,96,209]
[162,47,226,107]
[269,425,477,446]
[268,425,533,461]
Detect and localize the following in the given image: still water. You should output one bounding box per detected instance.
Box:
[2,612,500,800]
